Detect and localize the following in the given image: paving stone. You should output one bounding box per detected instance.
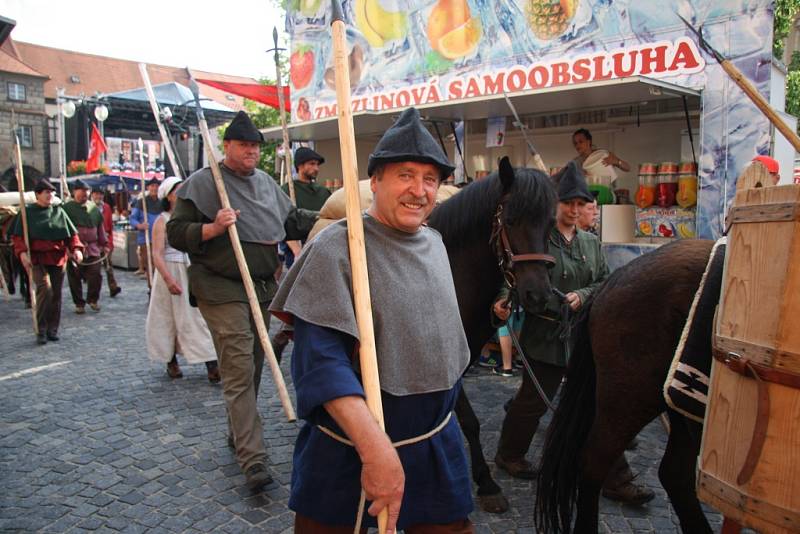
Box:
[0,269,724,532]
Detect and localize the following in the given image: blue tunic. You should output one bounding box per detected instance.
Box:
[289,318,473,528]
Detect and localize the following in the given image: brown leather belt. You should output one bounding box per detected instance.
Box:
[711,338,800,485]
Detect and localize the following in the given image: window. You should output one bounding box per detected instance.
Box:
[7,82,26,101]
[14,126,33,148]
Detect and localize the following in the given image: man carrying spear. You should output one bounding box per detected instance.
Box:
[166,111,318,491]
[270,108,474,533]
[12,179,84,344]
[63,179,108,313]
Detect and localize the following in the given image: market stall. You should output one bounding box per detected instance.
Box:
[263,0,791,269]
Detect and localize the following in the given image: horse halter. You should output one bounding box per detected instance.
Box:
[490,201,556,289]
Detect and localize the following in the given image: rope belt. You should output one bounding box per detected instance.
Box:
[70,253,108,267]
[316,411,454,534]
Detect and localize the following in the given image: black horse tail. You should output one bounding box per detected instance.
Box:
[535,297,597,534]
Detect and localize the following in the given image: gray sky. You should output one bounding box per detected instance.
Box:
[1,0,287,79]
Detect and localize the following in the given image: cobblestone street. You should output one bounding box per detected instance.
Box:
[1,269,722,533]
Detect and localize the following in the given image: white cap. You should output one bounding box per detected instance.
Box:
[157,176,182,200]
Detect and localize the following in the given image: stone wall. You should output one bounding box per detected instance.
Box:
[0,72,49,189]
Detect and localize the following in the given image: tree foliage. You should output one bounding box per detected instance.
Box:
[774,0,800,128]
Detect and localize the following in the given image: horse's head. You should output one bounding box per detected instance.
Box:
[491,157,557,312]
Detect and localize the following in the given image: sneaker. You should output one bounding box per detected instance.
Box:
[110,287,122,298]
[495,454,538,479]
[245,463,273,490]
[602,481,656,505]
[478,354,499,368]
[167,360,183,379]
[492,367,516,377]
[88,302,101,312]
[75,305,85,314]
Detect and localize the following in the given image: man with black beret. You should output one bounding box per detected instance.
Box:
[64,179,108,313]
[270,107,472,532]
[271,146,333,359]
[166,110,318,491]
[12,179,84,343]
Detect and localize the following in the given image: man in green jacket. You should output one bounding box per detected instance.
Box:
[166,111,317,491]
[63,179,107,313]
[493,161,654,505]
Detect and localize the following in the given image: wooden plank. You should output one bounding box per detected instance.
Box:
[726,203,800,225]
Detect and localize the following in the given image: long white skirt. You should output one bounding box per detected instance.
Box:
[145,262,217,364]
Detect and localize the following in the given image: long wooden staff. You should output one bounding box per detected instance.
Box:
[271,27,296,204]
[679,14,800,152]
[187,76,296,422]
[137,139,153,285]
[13,128,38,333]
[330,1,388,531]
[139,63,184,178]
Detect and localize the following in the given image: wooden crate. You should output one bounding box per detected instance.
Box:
[698,184,800,533]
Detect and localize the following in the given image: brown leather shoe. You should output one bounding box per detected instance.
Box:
[207,367,221,383]
[167,360,183,379]
[602,481,656,505]
[495,454,538,479]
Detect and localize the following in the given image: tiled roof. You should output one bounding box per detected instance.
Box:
[0,45,47,78]
[14,41,257,110]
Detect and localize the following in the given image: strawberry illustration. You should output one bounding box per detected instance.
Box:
[658,223,673,237]
[290,45,314,90]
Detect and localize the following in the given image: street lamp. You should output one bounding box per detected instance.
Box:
[61,100,76,118]
[94,104,108,122]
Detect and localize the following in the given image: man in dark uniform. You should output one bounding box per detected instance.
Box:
[166,111,318,491]
[270,108,473,533]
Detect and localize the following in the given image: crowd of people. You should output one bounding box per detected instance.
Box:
[3,110,662,532]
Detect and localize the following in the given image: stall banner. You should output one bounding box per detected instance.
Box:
[486,116,506,148]
[288,0,774,239]
[636,206,696,238]
[105,137,164,178]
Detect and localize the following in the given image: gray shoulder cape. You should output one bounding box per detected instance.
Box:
[269,215,470,396]
[178,165,292,244]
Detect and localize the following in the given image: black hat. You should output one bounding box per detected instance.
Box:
[367,107,455,180]
[294,147,325,170]
[146,178,160,187]
[34,179,56,193]
[223,111,264,143]
[91,185,104,194]
[72,179,89,191]
[555,161,594,202]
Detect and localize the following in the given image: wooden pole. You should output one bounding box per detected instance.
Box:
[679,14,800,153]
[56,90,71,201]
[138,63,184,178]
[137,139,153,285]
[12,125,38,334]
[330,2,388,532]
[272,27,296,205]
[187,77,297,422]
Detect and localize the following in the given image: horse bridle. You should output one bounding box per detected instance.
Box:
[490,201,555,289]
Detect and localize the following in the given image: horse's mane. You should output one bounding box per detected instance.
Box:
[429,169,556,247]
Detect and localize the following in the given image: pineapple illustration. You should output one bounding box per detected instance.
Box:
[526,0,579,40]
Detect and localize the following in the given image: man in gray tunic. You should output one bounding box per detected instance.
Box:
[166,111,317,491]
[270,108,474,533]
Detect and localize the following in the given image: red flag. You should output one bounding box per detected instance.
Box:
[87,122,108,173]
[196,79,290,111]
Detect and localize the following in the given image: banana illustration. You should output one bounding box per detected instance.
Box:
[354,0,408,48]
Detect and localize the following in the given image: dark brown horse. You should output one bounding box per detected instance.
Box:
[428,157,557,512]
[535,239,716,532]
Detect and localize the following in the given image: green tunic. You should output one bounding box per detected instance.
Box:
[281,180,331,212]
[501,227,609,367]
[62,200,103,228]
[166,197,318,305]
